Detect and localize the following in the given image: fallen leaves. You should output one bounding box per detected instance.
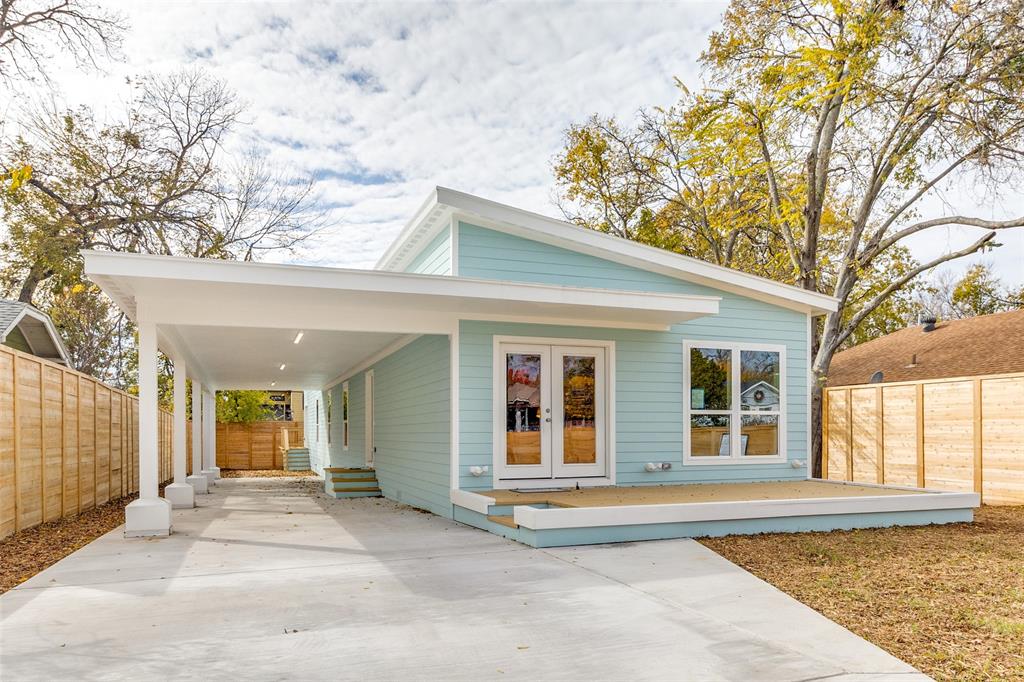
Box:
[701,506,1024,681]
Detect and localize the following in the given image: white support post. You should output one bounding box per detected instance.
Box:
[187,377,209,493]
[164,356,195,509]
[124,318,172,537]
[202,390,220,479]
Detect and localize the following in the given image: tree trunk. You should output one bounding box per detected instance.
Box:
[810,318,836,478]
[17,262,54,305]
[810,378,825,478]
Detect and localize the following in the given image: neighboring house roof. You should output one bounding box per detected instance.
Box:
[827,309,1024,387]
[376,187,839,316]
[507,382,540,406]
[0,298,71,365]
[740,381,779,398]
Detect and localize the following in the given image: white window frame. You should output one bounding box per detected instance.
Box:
[326,391,332,445]
[683,340,787,465]
[341,381,350,450]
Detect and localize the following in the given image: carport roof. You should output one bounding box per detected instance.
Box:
[83,250,719,389]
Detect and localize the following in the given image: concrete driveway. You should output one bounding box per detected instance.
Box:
[0,478,926,681]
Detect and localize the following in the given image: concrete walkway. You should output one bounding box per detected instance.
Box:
[0,478,927,681]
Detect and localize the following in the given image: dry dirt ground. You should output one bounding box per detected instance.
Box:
[0,493,141,595]
[701,506,1024,682]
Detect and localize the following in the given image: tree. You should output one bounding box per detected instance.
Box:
[0,0,125,84]
[1,69,324,387]
[216,390,271,424]
[917,264,1024,320]
[556,0,1024,474]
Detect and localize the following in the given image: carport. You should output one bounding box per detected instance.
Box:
[83,250,718,537]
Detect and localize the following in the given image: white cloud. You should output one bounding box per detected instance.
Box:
[27,1,1024,286]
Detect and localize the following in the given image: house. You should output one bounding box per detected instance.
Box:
[0,298,70,365]
[264,390,305,421]
[83,187,978,542]
[828,310,1024,386]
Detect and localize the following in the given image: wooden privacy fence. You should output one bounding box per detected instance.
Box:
[824,372,1024,504]
[215,421,303,470]
[0,345,178,540]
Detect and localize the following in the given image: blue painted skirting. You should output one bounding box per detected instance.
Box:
[452,505,974,548]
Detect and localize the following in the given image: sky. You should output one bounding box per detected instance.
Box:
[21,0,1024,285]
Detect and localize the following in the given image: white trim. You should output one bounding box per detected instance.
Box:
[1,305,71,365]
[511,490,980,530]
[450,324,460,490]
[341,381,350,451]
[683,340,787,465]
[83,250,719,334]
[491,335,616,487]
[449,215,460,276]
[364,369,375,467]
[806,313,814,479]
[449,488,494,514]
[325,335,420,389]
[377,187,839,315]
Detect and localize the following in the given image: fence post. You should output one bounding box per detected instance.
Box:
[973,378,983,501]
[845,388,853,482]
[875,386,884,484]
[12,354,20,532]
[821,389,829,479]
[915,383,925,488]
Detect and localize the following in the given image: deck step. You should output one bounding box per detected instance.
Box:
[487,514,518,529]
[333,486,381,494]
[332,476,377,484]
[324,467,374,474]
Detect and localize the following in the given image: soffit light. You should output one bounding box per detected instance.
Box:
[279,363,287,371]
[293,331,304,344]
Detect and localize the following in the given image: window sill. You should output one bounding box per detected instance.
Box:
[683,455,788,466]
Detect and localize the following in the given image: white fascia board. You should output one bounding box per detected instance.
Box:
[82,250,719,325]
[512,490,980,530]
[377,186,839,315]
[16,306,71,365]
[374,187,452,270]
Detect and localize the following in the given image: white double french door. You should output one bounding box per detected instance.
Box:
[496,341,608,482]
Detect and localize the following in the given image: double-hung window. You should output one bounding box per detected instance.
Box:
[684,341,785,463]
[341,381,350,450]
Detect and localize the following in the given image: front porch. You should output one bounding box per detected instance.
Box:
[452,480,978,547]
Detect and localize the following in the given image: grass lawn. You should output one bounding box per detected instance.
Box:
[700,506,1024,682]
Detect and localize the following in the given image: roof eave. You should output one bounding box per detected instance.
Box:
[378,186,839,316]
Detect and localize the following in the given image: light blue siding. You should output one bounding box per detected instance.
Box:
[303,391,329,476]
[405,226,451,275]
[325,374,366,469]
[324,335,452,517]
[456,221,810,490]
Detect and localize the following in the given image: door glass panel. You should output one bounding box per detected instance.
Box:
[506,353,542,465]
[690,415,731,456]
[562,355,596,464]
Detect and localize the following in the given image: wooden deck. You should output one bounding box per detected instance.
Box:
[480,480,921,508]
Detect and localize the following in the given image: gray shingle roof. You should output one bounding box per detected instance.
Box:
[0,298,31,336]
